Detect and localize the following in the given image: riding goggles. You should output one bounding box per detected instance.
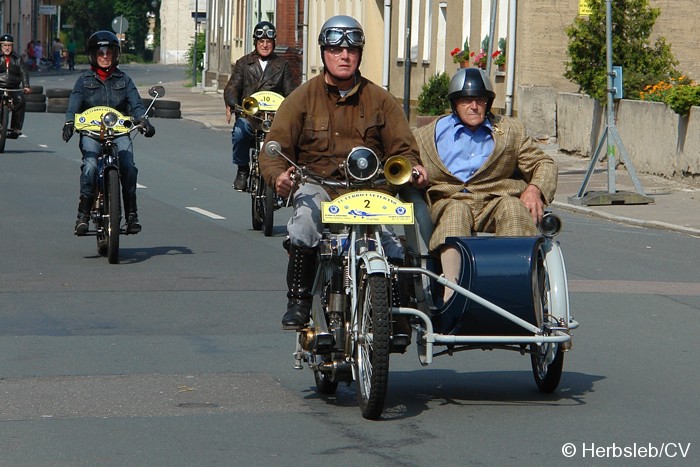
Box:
[320,28,365,48]
[254,28,276,40]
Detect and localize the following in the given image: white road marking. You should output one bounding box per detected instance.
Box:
[137,183,147,189]
[186,207,226,220]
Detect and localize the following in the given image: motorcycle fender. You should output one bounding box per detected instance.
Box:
[358,251,390,276]
[541,240,570,327]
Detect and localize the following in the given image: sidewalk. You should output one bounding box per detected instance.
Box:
[161,80,700,238]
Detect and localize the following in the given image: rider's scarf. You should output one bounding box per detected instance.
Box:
[92,65,115,81]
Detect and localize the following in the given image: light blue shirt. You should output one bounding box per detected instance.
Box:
[435,114,494,183]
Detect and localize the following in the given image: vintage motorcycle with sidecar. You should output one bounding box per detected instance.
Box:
[264,141,578,420]
[233,91,286,236]
[72,85,164,264]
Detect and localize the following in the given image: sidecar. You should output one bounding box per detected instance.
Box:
[397,191,578,392]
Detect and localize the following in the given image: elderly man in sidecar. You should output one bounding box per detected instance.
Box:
[413,68,558,301]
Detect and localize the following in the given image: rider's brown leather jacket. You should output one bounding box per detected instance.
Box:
[223,51,295,108]
[261,72,421,193]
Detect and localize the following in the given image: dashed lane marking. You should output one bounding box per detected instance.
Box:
[186,206,226,220]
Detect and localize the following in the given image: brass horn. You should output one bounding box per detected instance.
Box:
[384,156,413,185]
[241,96,259,116]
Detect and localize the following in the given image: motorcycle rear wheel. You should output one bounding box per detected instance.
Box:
[355,272,391,420]
[0,103,8,153]
[105,169,121,264]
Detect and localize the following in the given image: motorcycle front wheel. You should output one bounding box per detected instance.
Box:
[0,103,8,153]
[355,272,391,420]
[105,169,121,264]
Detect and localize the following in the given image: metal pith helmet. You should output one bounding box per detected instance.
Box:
[87,30,121,67]
[318,15,365,49]
[447,67,496,113]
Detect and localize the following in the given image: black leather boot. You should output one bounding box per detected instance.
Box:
[74,196,92,236]
[124,195,141,234]
[282,245,317,330]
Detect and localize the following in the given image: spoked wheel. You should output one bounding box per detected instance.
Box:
[355,272,391,420]
[531,341,564,392]
[250,174,263,231]
[0,104,8,153]
[262,184,275,237]
[105,169,121,264]
[530,251,564,392]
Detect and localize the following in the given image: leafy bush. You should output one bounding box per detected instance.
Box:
[639,76,700,116]
[185,32,205,83]
[417,72,450,116]
[564,0,678,103]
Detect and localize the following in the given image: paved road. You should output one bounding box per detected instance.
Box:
[0,66,697,466]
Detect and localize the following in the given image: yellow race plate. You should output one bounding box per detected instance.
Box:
[250,91,284,111]
[74,106,131,132]
[322,190,414,225]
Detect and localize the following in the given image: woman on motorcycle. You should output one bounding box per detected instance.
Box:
[260,15,429,330]
[62,30,155,236]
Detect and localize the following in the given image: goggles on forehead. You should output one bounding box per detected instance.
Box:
[254,28,276,39]
[320,28,364,47]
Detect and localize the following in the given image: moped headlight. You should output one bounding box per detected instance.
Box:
[102,111,119,129]
[539,212,562,237]
[346,147,379,181]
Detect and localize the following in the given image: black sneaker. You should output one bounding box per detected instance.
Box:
[233,169,250,191]
[7,129,21,139]
[126,213,141,234]
[75,215,89,236]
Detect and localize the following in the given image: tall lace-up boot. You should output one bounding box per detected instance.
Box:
[282,245,317,330]
[74,196,93,236]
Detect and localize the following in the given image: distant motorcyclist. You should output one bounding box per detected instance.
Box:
[62,30,155,236]
[223,21,296,191]
[260,15,428,330]
[0,34,31,139]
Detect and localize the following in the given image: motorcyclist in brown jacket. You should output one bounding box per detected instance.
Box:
[260,15,429,330]
[224,21,296,191]
[0,34,31,138]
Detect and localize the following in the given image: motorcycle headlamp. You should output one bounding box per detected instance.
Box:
[319,28,365,48]
[539,212,562,237]
[102,111,120,129]
[346,147,379,181]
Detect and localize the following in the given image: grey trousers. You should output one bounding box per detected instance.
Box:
[287,183,404,259]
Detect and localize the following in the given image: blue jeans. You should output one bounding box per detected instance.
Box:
[231,117,254,167]
[79,135,137,200]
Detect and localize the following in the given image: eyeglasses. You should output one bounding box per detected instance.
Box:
[320,28,364,47]
[457,96,489,105]
[325,47,361,57]
[254,28,276,39]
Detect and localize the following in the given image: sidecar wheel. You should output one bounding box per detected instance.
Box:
[355,273,391,420]
[250,176,263,231]
[530,342,564,392]
[263,184,275,237]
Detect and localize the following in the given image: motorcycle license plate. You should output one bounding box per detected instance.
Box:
[250,91,284,111]
[321,190,414,225]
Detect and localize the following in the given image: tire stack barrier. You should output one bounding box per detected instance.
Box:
[26,85,47,113]
[151,99,181,119]
[46,88,71,113]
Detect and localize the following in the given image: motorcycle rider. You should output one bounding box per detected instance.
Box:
[62,30,155,236]
[224,21,296,191]
[260,15,429,330]
[0,34,31,139]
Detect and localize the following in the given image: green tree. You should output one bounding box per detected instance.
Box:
[564,0,678,102]
[417,73,450,116]
[186,32,206,84]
